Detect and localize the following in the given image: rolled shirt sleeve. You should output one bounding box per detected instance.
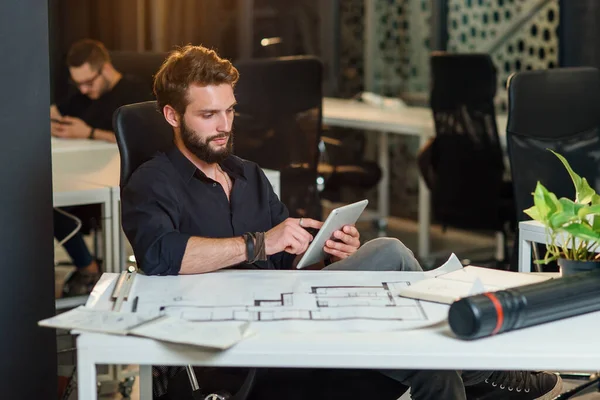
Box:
[121,166,190,275]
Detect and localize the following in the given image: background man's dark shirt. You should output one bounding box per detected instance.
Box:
[121,146,296,275]
[57,75,152,131]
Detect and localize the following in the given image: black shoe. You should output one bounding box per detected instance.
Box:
[465,371,562,399]
[62,270,100,297]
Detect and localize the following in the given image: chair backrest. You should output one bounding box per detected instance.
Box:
[507,67,600,222]
[233,56,323,218]
[425,52,506,230]
[109,50,168,96]
[113,101,173,188]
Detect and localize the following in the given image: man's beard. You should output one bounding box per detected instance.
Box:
[180,119,233,164]
[90,75,111,99]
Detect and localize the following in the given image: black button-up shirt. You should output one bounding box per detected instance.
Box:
[121,146,295,275]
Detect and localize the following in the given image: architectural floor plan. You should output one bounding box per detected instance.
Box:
[88,258,461,333]
[162,280,428,323]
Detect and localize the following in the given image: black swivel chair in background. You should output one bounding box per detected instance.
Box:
[418,52,514,266]
[109,50,168,96]
[318,126,383,207]
[233,56,382,222]
[507,67,600,398]
[506,67,600,271]
[233,56,323,219]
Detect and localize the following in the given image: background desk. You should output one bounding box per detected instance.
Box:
[323,98,508,259]
[51,137,117,153]
[77,271,599,400]
[52,175,114,273]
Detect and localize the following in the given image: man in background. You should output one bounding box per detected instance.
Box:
[52,39,153,295]
[51,39,151,142]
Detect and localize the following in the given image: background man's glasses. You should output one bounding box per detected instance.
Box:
[70,70,102,89]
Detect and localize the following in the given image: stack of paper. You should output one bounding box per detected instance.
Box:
[38,307,252,349]
[399,265,552,304]
[38,306,156,335]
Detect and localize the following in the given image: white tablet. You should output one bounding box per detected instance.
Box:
[295,199,369,269]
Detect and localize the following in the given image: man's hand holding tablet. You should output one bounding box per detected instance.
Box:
[294,200,368,269]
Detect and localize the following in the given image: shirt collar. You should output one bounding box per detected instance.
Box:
[166,145,246,183]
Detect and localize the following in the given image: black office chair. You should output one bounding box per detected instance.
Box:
[113,101,256,400]
[507,67,600,271]
[109,50,168,97]
[418,52,514,266]
[507,67,600,398]
[232,56,323,219]
[113,101,172,188]
[318,126,383,206]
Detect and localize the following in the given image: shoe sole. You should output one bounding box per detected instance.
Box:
[535,374,563,400]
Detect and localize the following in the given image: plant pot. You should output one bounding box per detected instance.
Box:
[557,258,600,276]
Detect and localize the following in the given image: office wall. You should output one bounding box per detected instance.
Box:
[0,1,57,398]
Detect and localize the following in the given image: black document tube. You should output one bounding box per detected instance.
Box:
[449,270,600,340]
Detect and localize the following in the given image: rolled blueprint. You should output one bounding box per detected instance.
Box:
[448,269,600,340]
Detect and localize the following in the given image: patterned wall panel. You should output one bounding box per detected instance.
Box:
[338,0,431,219]
[371,0,432,96]
[447,0,559,111]
[371,0,431,218]
[338,0,431,98]
[339,0,365,98]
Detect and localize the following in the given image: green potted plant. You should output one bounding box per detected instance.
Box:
[524,150,600,275]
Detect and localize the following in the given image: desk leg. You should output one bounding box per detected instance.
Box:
[77,348,98,400]
[418,135,431,259]
[519,237,532,273]
[139,365,153,399]
[111,190,122,272]
[102,201,113,274]
[377,131,389,235]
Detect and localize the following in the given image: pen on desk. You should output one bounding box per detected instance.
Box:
[112,268,137,311]
[131,296,139,313]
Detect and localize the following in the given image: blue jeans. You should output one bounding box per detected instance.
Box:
[325,237,491,400]
[54,208,94,269]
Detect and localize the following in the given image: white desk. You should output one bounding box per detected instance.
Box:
[52,178,111,209]
[51,137,118,153]
[518,221,545,273]
[76,271,600,400]
[517,220,580,274]
[322,98,508,258]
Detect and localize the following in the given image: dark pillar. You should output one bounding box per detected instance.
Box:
[0,1,57,398]
[431,0,449,51]
[559,0,600,68]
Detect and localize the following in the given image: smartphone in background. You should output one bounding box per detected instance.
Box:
[51,118,72,125]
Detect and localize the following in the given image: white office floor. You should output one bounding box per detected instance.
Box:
[55,216,599,399]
